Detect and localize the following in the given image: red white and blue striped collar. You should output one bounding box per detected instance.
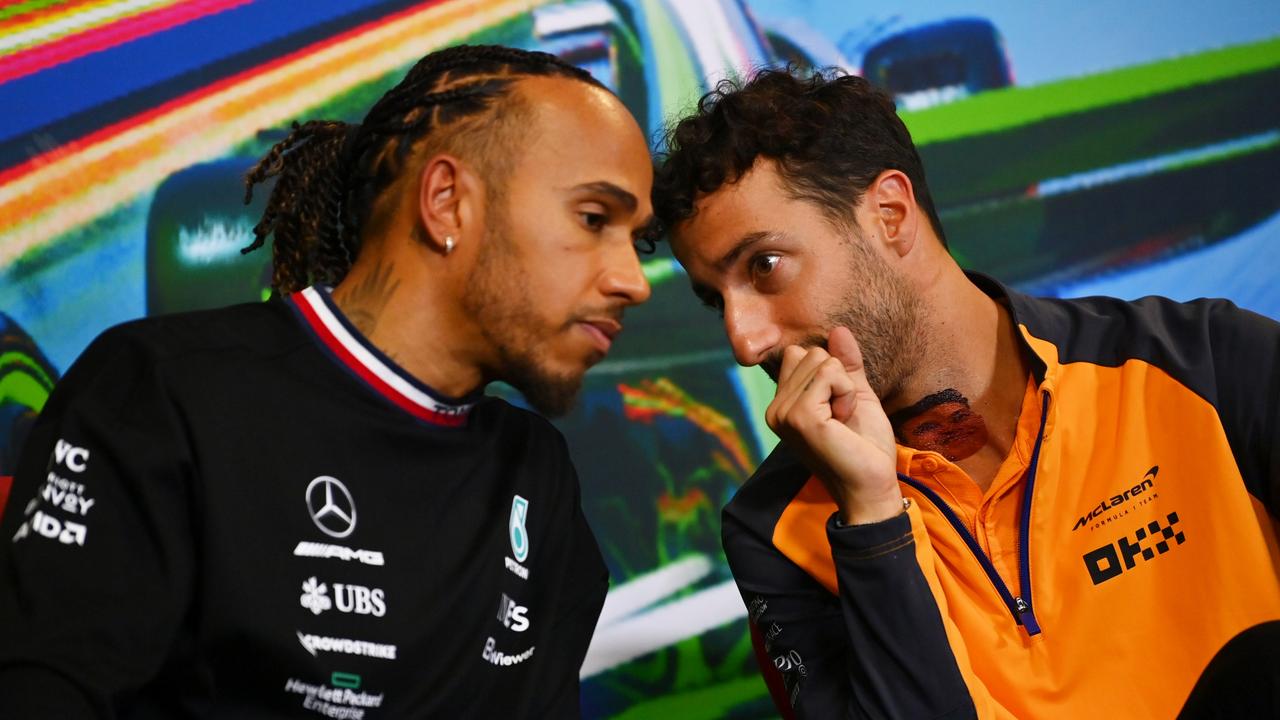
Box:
[289,286,478,427]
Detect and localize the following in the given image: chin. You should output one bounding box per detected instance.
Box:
[503,358,585,418]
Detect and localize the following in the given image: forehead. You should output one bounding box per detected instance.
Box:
[671,160,799,269]
[508,77,653,200]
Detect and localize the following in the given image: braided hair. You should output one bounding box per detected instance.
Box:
[243,45,603,294]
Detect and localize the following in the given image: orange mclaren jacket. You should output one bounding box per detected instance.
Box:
[723,274,1280,719]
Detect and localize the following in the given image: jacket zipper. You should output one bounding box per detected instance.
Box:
[898,391,1051,636]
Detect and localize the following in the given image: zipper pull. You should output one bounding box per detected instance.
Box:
[1014,596,1030,614]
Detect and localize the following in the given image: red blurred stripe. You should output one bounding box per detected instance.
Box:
[0,475,12,522]
[0,0,252,84]
[0,0,441,187]
[0,0,109,32]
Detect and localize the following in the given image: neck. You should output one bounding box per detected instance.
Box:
[885,262,1031,485]
[331,243,488,399]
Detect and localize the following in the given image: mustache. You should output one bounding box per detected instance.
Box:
[567,303,627,326]
[759,334,828,382]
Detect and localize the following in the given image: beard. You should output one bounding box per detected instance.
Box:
[460,207,584,418]
[760,231,924,400]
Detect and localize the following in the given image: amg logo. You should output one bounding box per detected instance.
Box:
[1073,466,1158,531]
[1083,511,1185,585]
[294,541,384,566]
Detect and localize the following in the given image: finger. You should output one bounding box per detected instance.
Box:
[792,358,857,430]
[767,345,808,430]
[768,346,832,433]
[768,357,854,445]
[773,347,833,425]
[827,327,863,422]
[777,345,808,385]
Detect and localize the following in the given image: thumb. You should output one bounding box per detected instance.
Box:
[828,326,863,373]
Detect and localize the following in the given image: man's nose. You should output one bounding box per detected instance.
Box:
[723,297,779,367]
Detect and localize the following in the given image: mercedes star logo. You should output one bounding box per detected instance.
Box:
[306,476,357,539]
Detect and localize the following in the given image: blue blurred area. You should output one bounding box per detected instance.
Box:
[1049,211,1280,321]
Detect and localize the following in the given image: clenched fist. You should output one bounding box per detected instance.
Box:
[765,327,904,525]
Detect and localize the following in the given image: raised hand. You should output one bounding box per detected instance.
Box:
[765,327,903,525]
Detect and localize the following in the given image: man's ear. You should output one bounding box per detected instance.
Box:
[867,169,918,258]
[417,154,470,256]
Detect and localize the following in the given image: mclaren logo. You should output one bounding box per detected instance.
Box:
[1073,466,1158,531]
[306,476,357,539]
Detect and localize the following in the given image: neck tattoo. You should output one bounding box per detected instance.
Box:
[888,388,989,461]
[333,259,400,338]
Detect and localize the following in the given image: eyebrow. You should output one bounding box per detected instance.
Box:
[571,181,638,213]
[686,230,782,306]
[714,231,780,273]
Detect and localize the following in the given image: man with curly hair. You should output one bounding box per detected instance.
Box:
[653,67,1280,719]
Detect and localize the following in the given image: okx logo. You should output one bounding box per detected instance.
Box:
[1083,512,1186,585]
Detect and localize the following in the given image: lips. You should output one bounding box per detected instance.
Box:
[578,318,621,354]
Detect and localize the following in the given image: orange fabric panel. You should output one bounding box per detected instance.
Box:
[772,477,839,594]
[765,325,1280,718]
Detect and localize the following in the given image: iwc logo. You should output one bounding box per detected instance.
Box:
[306,476,357,539]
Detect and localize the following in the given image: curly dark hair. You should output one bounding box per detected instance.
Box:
[242,44,604,294]
[653,66,946,247]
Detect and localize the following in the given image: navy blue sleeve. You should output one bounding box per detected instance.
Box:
[1203,301,1280,517]
[723,506,976,719]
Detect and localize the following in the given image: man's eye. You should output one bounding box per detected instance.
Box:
[913,422,940,434]
[580,212,607,231]
[751,254,781,277]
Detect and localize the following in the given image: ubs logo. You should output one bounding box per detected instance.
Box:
[1082,511,1186,585]
[306,476,357,539]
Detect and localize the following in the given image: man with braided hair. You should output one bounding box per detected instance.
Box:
[0,45,655,717]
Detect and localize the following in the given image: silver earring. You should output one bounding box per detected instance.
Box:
[443,235,455,255]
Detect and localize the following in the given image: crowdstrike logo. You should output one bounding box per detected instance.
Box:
[296,632,397,660]
[306,476,357,539]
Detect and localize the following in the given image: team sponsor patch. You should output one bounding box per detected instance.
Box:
[294,541,384,566]
[299,576,386,617]
[12,509,86,546]
[285,676,384,719]
[481,637,535,668]
[296,631,397,660]
[496,593,530,632]
[1083,511,1186,586]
